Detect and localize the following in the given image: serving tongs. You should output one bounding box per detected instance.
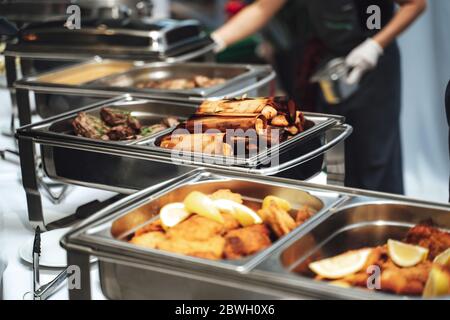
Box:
[30,227,69,300]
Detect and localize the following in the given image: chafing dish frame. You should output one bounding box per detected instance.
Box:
[16,95,352,230]
[4,19,216,131]
[60,169,450,300]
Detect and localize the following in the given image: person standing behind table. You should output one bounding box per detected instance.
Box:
[210,0,426,194]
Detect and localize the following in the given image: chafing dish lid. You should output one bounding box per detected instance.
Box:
[17,18,206,53]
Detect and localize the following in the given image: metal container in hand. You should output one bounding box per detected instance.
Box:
[311,58,359,105]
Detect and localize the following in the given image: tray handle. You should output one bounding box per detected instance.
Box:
[208,68,277,100]
[248,124,353,176]
[164,43,216,64]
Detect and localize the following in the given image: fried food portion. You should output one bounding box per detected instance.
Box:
[130,231,166,249]
[335,246,433,296]
[295,205,317,225]
[209,189,243,204]
[134,219,164,236]
[380,260,432,295]
[157,235,225,260]
[222,213,241,232]
[224,224,272,260]
[258,202,296,238]
[404,224,450,260]
[166,215,224,241]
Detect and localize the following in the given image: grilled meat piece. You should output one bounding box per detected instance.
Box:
[193,75,225,88]
[404,224,450,260]
[162,116,180,128]
[107,125,138,141]
[72,112,109,140]
[100,107,142,130]
[137,78,196,90]
[136,76,225,90]
[224,224,272,259]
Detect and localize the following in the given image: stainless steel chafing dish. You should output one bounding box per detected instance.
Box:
[14,59,276,121]
[16,95,352,229]
[0,0,153,24]
[0,0,153,23]
[5,18,212,61]
[61,169,450,300]
[4,18,215,130]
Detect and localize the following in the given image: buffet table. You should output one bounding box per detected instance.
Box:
[0,88,328,300]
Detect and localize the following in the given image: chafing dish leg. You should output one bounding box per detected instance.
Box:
[18,137,45,230]
[16,88,32,127]
[4,56,17,136]
[67,251,91,300]
[325,126,346,186]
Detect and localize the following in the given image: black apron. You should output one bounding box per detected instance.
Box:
[307,0,404,194]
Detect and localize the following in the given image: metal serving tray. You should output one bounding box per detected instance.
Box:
[61,169,345,299]
[26,59,143,86]
[16,95,351,194]
[14,57,276,118]
[254,196,450,299]
[14,60,275,121]
[61,170,450,300]
[87,62,275,102]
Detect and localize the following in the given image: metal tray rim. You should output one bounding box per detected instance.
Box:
[61,170,344,274]
[18,96,345,168]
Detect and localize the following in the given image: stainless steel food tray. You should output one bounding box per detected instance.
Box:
[17,95,351,194]
[61,169,450,299]
[86,62,276,102]
[255,195,450,300]
[14,59,275,122]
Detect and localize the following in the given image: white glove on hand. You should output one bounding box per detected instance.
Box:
[210,32,227,53]
[345,38,383,85]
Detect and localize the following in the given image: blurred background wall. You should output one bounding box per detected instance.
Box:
[398,0,449,203]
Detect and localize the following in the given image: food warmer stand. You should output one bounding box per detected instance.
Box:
[16,95,352,230]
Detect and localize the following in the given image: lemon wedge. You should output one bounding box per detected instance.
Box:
[184,191,224,224]
[309,248,372,279]
[159,202,191,229]
[328,280,352,288]
[214,199,262,227]
[387,239,429,267]
[423,265,450,298]
[434,248,450,267]
[262,195,291,211]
